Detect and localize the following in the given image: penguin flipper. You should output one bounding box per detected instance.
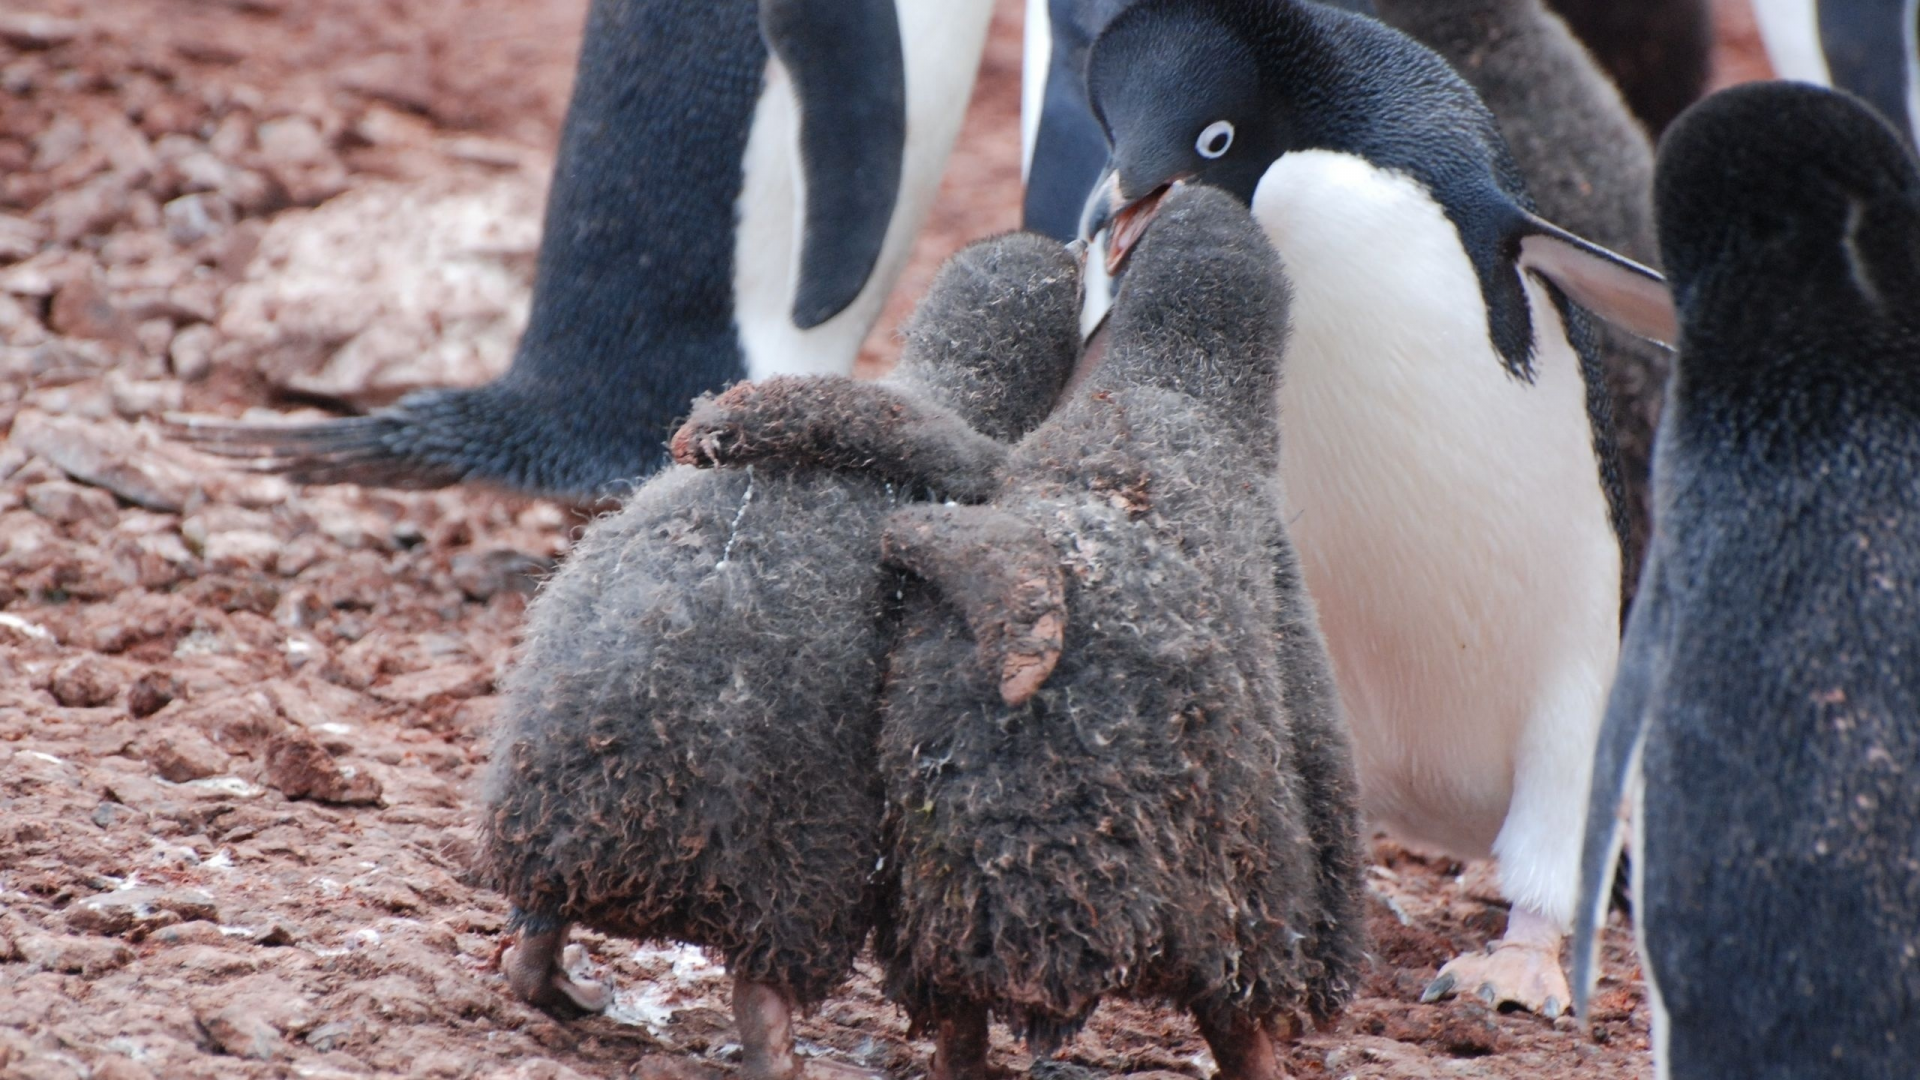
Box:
[760,0,906,329]
[166,409,466,490]
[1571,552,1670,1019]
[1517,220,1678,347]
[670,376,1010,502]
[881,503,1067,707]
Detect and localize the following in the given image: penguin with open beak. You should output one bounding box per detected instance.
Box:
[1080,0,1675,1017]
[177,0,993,498]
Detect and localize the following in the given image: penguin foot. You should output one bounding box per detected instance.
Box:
[1195,1013,1284,1080]
[929,1001,990,1080]
[1420,939,1571,1018]
[503,925,611,1016]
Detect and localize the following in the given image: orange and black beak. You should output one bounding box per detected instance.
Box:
[1080,170,1186,276]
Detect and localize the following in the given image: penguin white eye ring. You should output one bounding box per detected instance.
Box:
[1196,120,1235,159]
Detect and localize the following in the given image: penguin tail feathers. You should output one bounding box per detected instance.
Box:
[164,408,465,490]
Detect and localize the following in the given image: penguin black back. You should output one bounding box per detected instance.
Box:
[1574,82,1920,1078]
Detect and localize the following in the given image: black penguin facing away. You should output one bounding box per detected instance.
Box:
[1574,82,1920,1079]
[1079,0,1678,1017]
[683,185,1368,1080]
[176,0,994,498]
[479,232,1082,1080]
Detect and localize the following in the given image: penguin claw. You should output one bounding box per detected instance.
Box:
[1421,941,1572,1017]
[503,929,610,1017]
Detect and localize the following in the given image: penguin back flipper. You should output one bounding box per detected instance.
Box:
[168,380,674,498]
[880,503,1067,707]
[167,409,464,490]
[1570,551,1668,1018]
[670,376,1013,502]
[761,0,907,328]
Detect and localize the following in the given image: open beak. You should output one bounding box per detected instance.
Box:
[1078,169,1181,277]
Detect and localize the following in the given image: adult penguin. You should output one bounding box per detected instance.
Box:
[1575,82,1920,1079]
[1080,0,1676,1016]
[1754,0,1920,150]
[179,0,994,498]
[1021,0,1704,244]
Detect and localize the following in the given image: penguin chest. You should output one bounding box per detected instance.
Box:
[1251,150,1621,853]
[732,0,994,381]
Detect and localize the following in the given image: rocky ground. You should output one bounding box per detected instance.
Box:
[0,1,1770,1078]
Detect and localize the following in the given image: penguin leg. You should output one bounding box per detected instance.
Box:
[733,977,886,1080]
[1419,905,1571,1018]
[881,504,1067,706]
[1194,1012,1283,1080]
[670,376,1010,501]
[929,1001,991,1080]
[502,921,611,1015]
[734,977,804,1080]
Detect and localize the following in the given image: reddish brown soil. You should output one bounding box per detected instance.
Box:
[1,2,1773,1078]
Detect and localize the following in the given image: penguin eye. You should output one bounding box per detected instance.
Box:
[1196,120,1235,159]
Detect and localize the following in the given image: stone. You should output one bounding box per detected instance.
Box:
[0,13,83,49]
[0,213,47,263]
[450,547,552,600]
[126,670,180,717]
[49,655,122,708]
[142,726,230,783]
[25,480,116,526]
[65,887,217,938]
[88,1057,158,1080]
[263,730,382,805]
[197,1004,286,1061]
[166,323,217,381]
[47,274,134,345]
[161,192,233,247]
[14,932,133,976]
[369,663,490,705]
[9,411,198,512]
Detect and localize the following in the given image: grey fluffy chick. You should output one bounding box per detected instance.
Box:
[477,232,1082,1080]
[1374,0,1666,589]
[884,185,1362,1080]
[685,185,1367,1080]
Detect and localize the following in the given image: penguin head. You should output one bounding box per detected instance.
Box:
[894,232,1085,443]
[1081,0,1491,263]
[1656,82,1920,336]
[1085,10,1278,213]
[1098,182,1293,456]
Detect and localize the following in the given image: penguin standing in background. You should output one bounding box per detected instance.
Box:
[1542,0,1711,135]
[179,0,994,498]
[1576,82,1920,1079]
[1755,0,1920,150]
[1082,0,1675,1017]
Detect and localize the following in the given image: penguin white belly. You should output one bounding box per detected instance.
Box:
[1253,151,1621,917]
[733,0,995,381]
[1751,0,1833,86]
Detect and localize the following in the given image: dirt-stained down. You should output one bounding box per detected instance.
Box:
[1,1,1768,1078]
